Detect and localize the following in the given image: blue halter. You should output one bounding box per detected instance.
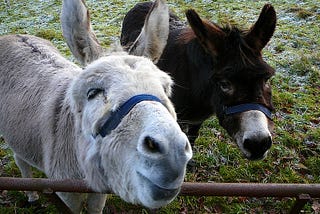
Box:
[224,103,272,120]
[98,94,163,137]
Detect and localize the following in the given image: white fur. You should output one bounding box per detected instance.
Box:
[0,34,192,213]
[234,110,271,159]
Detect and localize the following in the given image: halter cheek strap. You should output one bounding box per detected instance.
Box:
[224,103,272,120]
[98,94,163,137]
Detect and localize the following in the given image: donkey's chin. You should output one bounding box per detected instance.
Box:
[136,172,180,208]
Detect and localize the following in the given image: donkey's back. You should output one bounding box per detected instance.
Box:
[0,34,79,79]
[0,34,79,91]
[0,35,80,169]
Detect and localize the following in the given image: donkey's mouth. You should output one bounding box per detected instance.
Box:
[239,144,268,161]
[137,172,180,201]
[246,150,268,161]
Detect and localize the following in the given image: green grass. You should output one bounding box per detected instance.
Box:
[0,0,319,213]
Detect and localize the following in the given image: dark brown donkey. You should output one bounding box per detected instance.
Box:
[121,2,276,160]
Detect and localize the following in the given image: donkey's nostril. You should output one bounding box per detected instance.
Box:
[243,136,272,160]
[143,136,161,153]
[243,139,255,151]
[244,137,272,151]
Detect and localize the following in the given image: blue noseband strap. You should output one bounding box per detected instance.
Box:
[98,94,162,137]
[224,103,272,120]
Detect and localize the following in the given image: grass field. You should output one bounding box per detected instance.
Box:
[0,0,319,213]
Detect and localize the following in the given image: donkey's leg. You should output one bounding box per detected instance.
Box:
[87,193,107,214]
[180,123,201,171]
[56,192,86,213]
[187,124,202,147]
[13,154,39,202]
[14,156,39,202]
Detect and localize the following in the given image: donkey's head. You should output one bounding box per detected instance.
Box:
[70,55,192,208]
[186,4,276,160]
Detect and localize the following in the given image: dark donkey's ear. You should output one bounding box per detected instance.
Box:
[186,9,226,56]
[245,4,277,51]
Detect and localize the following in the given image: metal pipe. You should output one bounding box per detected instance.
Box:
[0,177,94,193]
[181,182,320,197]
[1,177,320,198]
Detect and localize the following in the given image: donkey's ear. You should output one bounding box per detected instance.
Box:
[245,4,276,51]
[186,9,226,56]
[61,0,103,66]
[128,0,169,63]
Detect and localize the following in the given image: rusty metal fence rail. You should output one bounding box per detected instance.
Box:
[1,177,319,213]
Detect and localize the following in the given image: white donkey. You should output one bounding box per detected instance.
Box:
[0,7,191,213]
[61,0,169,66]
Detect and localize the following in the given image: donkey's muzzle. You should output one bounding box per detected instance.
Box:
[243,136,272,160]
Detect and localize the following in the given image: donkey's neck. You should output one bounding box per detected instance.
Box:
[43,81,83,179]
[159,36,217,123]
[186,39,215,89]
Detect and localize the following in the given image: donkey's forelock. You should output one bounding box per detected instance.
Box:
[222,27,275,75]
[179,25,275,84]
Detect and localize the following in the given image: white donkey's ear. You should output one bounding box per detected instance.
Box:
[61,0,103,66]
[128,0,169,63]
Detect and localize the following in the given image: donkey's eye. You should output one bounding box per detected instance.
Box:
[219,80,233,93]
[87,88,103,100]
